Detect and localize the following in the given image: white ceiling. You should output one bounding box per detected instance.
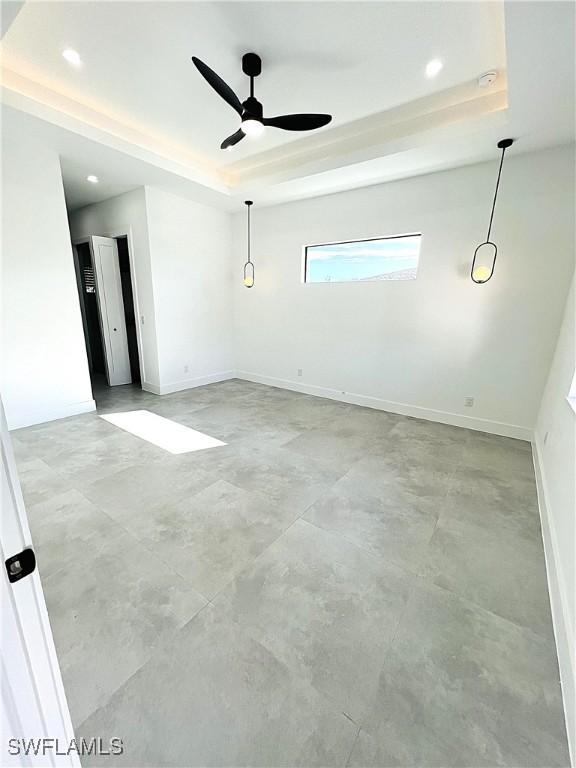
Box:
[0,1,573,210]
[1,2,505,163]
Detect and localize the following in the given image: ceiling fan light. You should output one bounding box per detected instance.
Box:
[242,118,265,138]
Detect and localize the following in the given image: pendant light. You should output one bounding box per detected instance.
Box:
[471,138,514,284]
[243,200,255,288]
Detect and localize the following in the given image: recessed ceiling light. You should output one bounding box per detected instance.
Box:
[425,59,443,79]
[86,175,99,184]
[62,48,82,67]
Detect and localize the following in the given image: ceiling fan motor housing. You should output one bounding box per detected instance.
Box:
[242,96,263,119]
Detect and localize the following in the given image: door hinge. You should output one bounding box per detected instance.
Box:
[5,548,36,583]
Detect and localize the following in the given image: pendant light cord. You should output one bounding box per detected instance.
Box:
[246,203,252,264]
[486,145,507,242]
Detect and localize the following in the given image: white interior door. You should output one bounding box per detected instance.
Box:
[0,398,79,767]
[90,236,131,386]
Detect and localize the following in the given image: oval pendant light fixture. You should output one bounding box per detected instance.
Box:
[243,200,255,288]
[471,138,514,284]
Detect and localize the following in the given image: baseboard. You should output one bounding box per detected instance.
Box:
[7,398,96,430]
[532,439,575,765]
[141,381,161,395]
[235,371,532,441]
[151,370,235,396]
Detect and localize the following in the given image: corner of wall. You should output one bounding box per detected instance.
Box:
[8,399,96,431]
[532,436,575,765]
[531,277,576,765]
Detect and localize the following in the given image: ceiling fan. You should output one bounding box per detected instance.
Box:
[191,53,333,150]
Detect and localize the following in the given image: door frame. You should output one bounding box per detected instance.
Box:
[72,230,145,388]
[107,229,146,386]
[72,238,111,384]
[71,240,97,374]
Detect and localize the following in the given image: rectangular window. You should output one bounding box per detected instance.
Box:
[304,234,421,283]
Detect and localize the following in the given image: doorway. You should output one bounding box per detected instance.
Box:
[117,237,141,386]
[73,235,141,400]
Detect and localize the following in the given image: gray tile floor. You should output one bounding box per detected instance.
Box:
[12,379,569,767]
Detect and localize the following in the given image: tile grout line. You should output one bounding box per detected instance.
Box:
[203,462,355,607]
[345,725,362,768]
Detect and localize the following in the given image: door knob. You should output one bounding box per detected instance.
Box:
[5,548,36,583]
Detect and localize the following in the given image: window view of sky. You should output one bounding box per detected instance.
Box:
[305,235,421,283]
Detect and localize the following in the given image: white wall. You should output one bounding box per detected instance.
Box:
[69,187,234,395]
[1,135,94,429]
[68,188,161,390]
[233,145,575,439]
[144,187,233,393]
[534,276,575,762]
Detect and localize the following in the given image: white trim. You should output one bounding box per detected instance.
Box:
[150,371,235,396]
[7,399,96,431]
[141,380,161,396]
[532,439,575,766]
[105,228,147,387]
[235,371,532,441]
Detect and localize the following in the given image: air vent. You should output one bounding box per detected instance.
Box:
[83,266,96,293]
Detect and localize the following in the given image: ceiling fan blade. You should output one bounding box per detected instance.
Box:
[221,129,245,150]
[262,113,332,131]
[192,56,243,116]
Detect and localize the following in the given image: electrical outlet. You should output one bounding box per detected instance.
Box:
[297,369,303,377]
[140,315,145,325]
[544,431,549,445]
[464,397,475,408]
[184,365,189,374]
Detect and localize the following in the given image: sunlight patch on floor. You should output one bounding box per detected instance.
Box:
[100,410,226,454]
